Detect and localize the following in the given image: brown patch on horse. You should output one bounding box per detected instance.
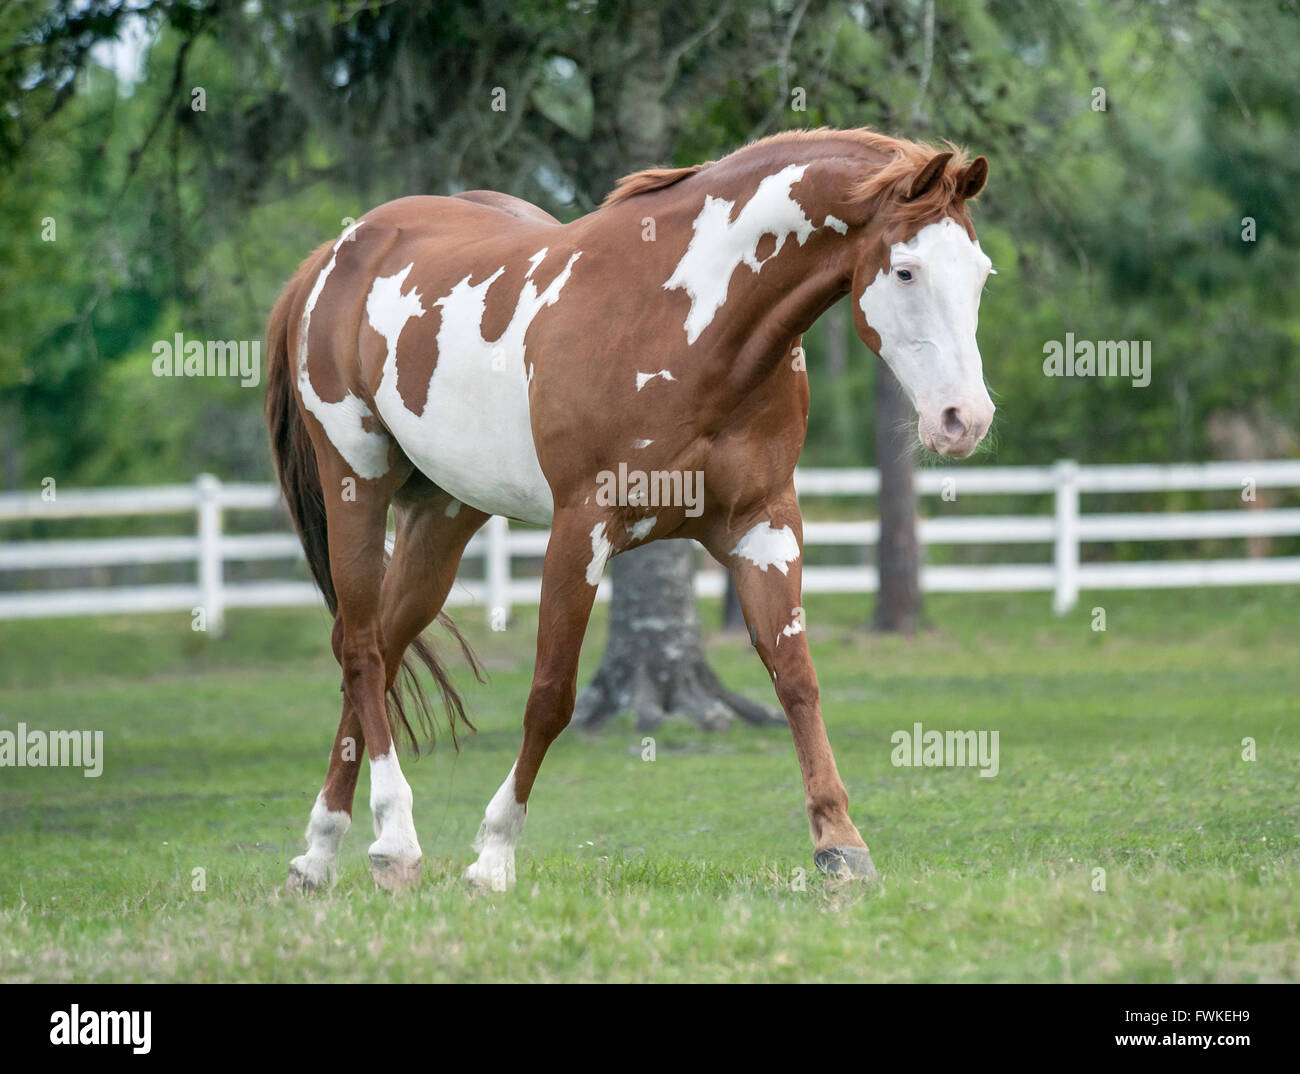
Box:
[393,304,443,417]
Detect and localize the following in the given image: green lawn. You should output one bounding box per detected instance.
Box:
[0,587,1296,982]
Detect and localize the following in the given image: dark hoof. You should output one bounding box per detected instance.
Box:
[814,846,878,882]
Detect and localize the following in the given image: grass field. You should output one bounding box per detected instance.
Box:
[0,586,1296,982]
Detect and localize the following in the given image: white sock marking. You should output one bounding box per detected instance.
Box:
[367,751,421,863]
[464,763,527,891]
[289,792,351,888]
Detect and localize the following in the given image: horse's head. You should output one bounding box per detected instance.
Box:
[848,148,994,458]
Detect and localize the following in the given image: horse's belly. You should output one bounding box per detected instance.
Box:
[379,373,554,526]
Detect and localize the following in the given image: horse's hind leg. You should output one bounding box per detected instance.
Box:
[288,483,487,892]
[379,488,489,694]
[287,658,362,891]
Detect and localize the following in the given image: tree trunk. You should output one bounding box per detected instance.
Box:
[872,356,923,633]
[574,541,781,730]
[574,8,780,731]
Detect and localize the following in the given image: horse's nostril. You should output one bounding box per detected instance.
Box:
[941,406,966,439]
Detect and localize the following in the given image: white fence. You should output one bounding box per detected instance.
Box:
[2,461,1300,630]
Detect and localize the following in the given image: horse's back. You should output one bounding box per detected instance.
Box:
[452,190,561,226]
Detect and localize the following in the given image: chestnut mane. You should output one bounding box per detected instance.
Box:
[600,127,975,227]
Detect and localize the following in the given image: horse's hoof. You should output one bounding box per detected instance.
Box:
[286,855,333,894]
[369,854,422,891]
[463,855,515,893]
[814,846,878,882]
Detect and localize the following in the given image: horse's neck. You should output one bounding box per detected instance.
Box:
[648,156,857,387]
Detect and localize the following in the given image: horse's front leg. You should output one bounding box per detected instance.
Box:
[701,491,877,881]
[464,509,603,891]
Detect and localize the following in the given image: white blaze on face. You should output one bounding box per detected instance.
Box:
[296,221,393,480]
[732,521,800,575]
[369,248,581,525]
[464,763,527,892]
[665,163,824,344]
[858,217,995,455]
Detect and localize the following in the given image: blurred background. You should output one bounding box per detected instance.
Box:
[1,0,1297,654]
[1,1,1298,984]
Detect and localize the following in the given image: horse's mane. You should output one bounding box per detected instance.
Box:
[600,127,974,225]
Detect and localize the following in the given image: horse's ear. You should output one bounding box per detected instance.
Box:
[957,155,989,200]
[905,151,953,201]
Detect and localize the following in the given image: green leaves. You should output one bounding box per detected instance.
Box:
[529,55,594,141]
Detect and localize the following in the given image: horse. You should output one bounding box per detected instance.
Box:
[264,127,994,892]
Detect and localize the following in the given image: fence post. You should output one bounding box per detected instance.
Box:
[1052,459,1079,616]
[196,473,225,634]
[486,514,510,628]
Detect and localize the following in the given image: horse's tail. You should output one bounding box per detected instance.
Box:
[265,252,337,615]
[264,248,481,755]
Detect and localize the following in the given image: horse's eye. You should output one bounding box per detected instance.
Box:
[896,269,913,282]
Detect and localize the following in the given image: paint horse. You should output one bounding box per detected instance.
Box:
[265,128,995,892]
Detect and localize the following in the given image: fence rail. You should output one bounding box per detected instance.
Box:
[3,460,1299,629]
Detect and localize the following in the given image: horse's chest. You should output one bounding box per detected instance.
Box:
[369,251,581,525]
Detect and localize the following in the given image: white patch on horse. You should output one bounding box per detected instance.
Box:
[444,498,462,518]
[664,162,820,344]
[634,438,654,449]
[526,248,548,275]
[823,214,848,234]
[587,521,613,585]
[372,248,581,525]
[367,751,421,864]
[777,610,805,648]
[732,521,800,575]
[464,763,526,892]
[367,262,425,360]
[288,792,350,888]
[296,221,392,479]
[629,516,656,542]
[635,369,676,391]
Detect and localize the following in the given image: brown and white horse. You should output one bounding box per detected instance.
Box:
[265,127,994,892]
